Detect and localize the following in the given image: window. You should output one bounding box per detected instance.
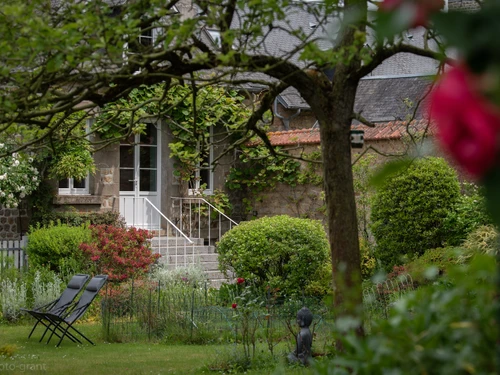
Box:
[58,118,93,196]
[128,27,155,53]
[58,177,89,195]
[205,29,222,48]
[127,7,179,54]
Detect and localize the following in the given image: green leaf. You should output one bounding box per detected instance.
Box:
[369,158,413,188]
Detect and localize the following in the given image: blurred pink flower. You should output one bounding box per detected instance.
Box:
[232,303,238,309]
[236,277,245,284]
[379,0,444,28]
[429,64,500,178]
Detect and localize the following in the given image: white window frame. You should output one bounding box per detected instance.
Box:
[58,177,90,195]
[205,29,222,48]
[58,118,93,196]
[125,7,179,54]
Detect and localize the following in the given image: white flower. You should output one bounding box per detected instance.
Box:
[12,202,18,208]
[12,160,19,167]
[12,153,18,158]
[0,143,3,148]
[20,193,25,198]
[19,186,25,191]
[8,193,13,198]
[0,191,4,197]
[32,176,37,181]
[0,174,5,180]
[28,158,33,163]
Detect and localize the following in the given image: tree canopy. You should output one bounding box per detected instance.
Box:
[3,0,497,327]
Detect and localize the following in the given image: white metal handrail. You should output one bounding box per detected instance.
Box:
[172,197,238,244]
[143,198,193,244]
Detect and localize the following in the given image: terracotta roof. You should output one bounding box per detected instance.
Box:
[251,120,435,146]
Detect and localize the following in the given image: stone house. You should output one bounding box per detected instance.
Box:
[0,0,476,240]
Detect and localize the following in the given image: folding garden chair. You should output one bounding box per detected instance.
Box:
[21,274,90,341]
[43,274,108,347]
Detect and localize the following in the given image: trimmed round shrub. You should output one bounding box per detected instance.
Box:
[371,157,461,270]
[26,223,91,272]
[216,215,331,297]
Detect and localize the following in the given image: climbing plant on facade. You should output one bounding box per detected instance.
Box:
[96,82,252,187]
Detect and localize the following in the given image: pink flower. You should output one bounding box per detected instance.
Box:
[232,303,238,309]
[236,277,245,285]
[379,0,445,28]
[429,64,500,178]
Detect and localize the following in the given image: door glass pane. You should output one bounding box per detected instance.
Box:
[200,168,210,189]
[120,169,134,191]
[140,170,157,192]
[140,124,157,145]
[120,145,134,168]
[140,146,157,169]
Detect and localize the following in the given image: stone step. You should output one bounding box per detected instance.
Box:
[158,254,219,268]
[156,245,217,255]
[150,237,204,246]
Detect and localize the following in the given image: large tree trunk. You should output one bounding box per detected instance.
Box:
[318,77,363,322]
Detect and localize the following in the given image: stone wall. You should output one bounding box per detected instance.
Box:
[248,137,423,223]
[0,200,29,240]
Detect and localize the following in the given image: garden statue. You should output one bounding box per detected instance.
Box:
[288,307,313,365]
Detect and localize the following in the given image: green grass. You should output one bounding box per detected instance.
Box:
[0,324,317,375]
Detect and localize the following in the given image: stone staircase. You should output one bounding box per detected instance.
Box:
[151,236,232,287]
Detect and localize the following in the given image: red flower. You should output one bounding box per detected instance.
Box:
[236,277,245,285]
[429,64,500,178]
[379,0,445,28]
[232,303,238,309]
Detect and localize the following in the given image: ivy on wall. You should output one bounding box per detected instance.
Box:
[95,81,252,185]
[226,144,325,217]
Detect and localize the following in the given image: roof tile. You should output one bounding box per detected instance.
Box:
[250,120,435,146]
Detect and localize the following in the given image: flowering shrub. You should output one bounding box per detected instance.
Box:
[430,64,500,178]
[0,144,40,208]
[80,225,159,282]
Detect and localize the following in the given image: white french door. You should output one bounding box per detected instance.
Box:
[119,123,161,228]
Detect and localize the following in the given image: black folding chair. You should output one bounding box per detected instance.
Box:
[43,275,108,347]
[21,274,90,342]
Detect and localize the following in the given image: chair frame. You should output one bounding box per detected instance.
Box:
[21,274,90,342]
[42,275,108,347]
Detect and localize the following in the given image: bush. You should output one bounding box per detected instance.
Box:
[360,238,376,279]
[216,215,331,297]
[462,224,499,257]
[35,208,126,228]
[405,247,466,285]
[371,157,461,270]
[442,182,492,246]
[80,225,159,282]
[322,255,497,375]
[26,222,91,273]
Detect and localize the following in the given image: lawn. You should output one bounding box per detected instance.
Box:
[0,324,315,375]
